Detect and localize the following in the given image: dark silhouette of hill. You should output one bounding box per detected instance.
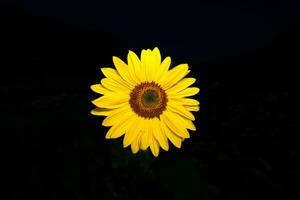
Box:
[2,6,299,93]
[200,21,300,92]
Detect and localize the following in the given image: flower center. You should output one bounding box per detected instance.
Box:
[142,90,159,107]
[129,82,168,119]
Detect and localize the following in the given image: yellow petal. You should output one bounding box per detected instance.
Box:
[140,50,148,82]
[147,49,157,82]
[90,84,112,94]
[151,47,162,81]
[123,115,142,147]
[101,68,133,89]
[166,78,196,94]
[150,137,160,157]
[92,95,129,109]
[127,51,141,84]
[102,105,132,127]
[90,108,112,116]
[182,118,196,131]
[185,105,200,112]
[128,50,145,82]
[169,87,200,98]
[105,116,133,139]
[100,78,130,94]
[167,109,196,131]
[112,56,135,86]
[131,133,141,154]
[153,118,169,151]
[140,119,151,150]
[156,56,171,82]
[161,120,182,148]
[152,47,161,65]
[141,49,157,82]
[172,98,200,106]
[161,110,190,138]
[159,64,190,90]
[167,102,195,121]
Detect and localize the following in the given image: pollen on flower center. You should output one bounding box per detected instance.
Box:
[129,82,168,119]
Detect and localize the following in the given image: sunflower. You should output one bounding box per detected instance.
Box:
[90,47,200,156]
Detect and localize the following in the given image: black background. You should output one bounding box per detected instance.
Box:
[1,1,300,199]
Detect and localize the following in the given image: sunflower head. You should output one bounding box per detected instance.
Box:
[91,47,200,157]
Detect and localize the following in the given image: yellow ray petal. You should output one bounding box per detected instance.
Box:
[127,51,141,84]
[92,95,129,109]
[152,47,161,65]
[153,118,169,151]
[128,50,145,83]
[185,105,200,112]
[151,47,162,81]
[169,87,200,98]
[161,120,182,148]
[90,108,112,116]
[141,49,157,82]
[172,98,200,106]
[112,56,135,86]
[182,117,196,131]
[140,119,151,150]
[101,78,130,93]
[150,137,160,157]
[105,116,133,139]
[159,64,190,90]
[101,68,133,89]
[161,110,190,138]
[147,49,157,82]
[102,105,132,127]
[166,78,196,94]
[168,109,196,131]
[131,132,142,154]
[123,115,142,147]
[141,49,151,82]
[156,56,171,82]
[90,84,112,94]
[140,50,148,82]
[167,102,195,121]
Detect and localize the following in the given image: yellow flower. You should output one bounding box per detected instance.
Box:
[90,47,200,156]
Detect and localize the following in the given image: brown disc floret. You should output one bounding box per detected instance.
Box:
[129,82,168,119]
